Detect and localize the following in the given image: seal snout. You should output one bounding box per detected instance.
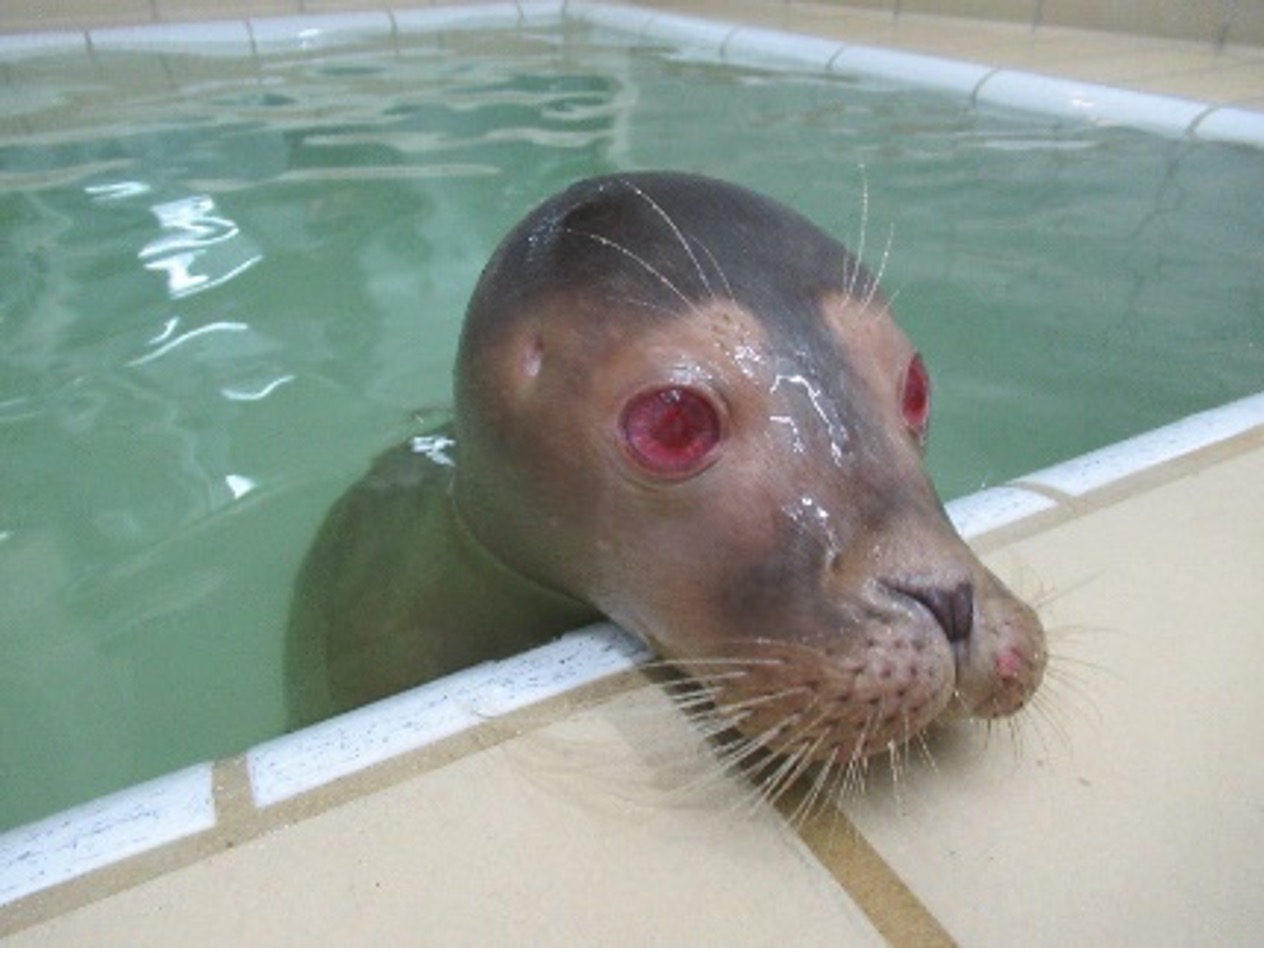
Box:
[886,579,974,644]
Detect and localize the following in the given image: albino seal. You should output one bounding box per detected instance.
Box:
[286,172,1046,767]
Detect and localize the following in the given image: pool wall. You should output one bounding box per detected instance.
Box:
[2,1,1261,145]
[1,0,1261,934]
[1,0,1262,47]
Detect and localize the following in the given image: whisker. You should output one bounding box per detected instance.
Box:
[765,730,832,811]
[700,686,815,721]
[563,228,698,314]
[839,746,870,800]
[619,177,716,300]
[786,756,840,828]
[846,161,870,301]
[692,235,735,300]
[855,222,895,321]
[757,742,812,806]
[885,738,907,809]
[1027,573,1100,611]
[729,743,816,818]
[603,294,688,319]
[912,728,940,774]
[641,655,790,669]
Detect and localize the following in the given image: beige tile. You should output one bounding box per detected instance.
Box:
[844,442,1264,946]
[0,0,155,33]
[899,0,1036,27]
[6,687,883,946]
[1039,0,1235,44]
[156,0,300,22]
[1146,70,1263,109]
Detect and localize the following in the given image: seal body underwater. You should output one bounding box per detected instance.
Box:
[285,171,1046,766]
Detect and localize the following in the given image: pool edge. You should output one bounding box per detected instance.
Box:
[1,1,1260,145]
[1,391,1259,922]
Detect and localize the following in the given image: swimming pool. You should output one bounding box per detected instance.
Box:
[0,3,1261,834]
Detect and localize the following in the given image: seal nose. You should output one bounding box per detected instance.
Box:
[894,580,974,643]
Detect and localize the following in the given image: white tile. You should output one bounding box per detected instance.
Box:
[639,11,738,56]
[1191,105,1265,147]
[247,624,651,807]
[391,3,528,35]
[946,485,1056,539]
[1019,394,1263,498]
[88,19,253,55]
[722,26,847,71]
[976,68,1208,138]
[565,0,658,37]
[830,45,993,97]
[246,11,392,54]
[0,764,215,907]
[517,0,566,24]
[0,31,89,58]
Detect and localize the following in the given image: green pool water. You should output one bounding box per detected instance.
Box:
[0,21,1260,831]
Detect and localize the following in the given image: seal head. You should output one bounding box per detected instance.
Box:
[453,172,1046,762]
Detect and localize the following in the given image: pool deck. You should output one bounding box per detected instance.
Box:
[628,0,1264,108]
[1,2,1262,946]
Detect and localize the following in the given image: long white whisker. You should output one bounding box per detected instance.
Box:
[619,178,716,300]
[847,161,870,301]
[787,756,840,828]
[693,235,734,300]
[563,228,697,314]
[765,730,832,810]
[856,222,895,320]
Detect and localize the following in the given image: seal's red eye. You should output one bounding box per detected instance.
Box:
[620,386,722,477]
[902,353,931,442]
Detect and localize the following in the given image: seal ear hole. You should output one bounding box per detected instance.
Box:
[901,352,931,443]
[619,385,723,479]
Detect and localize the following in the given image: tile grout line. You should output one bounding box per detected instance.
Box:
[775,778,957,947]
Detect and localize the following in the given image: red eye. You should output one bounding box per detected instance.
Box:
[902,353,931,441]
[620,386,722,477]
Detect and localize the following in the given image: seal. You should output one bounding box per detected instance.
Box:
[286,171,1046,769]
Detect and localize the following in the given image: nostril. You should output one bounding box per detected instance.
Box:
[892,580,975,643]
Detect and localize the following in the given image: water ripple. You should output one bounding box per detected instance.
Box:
[127,319,250,367]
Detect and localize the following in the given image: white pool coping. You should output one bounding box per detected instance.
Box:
[0,765,216,908]
[246,622,651,809]
[0,0,1261,913]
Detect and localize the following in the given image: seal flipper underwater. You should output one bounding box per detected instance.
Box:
[285,171,1047,766]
